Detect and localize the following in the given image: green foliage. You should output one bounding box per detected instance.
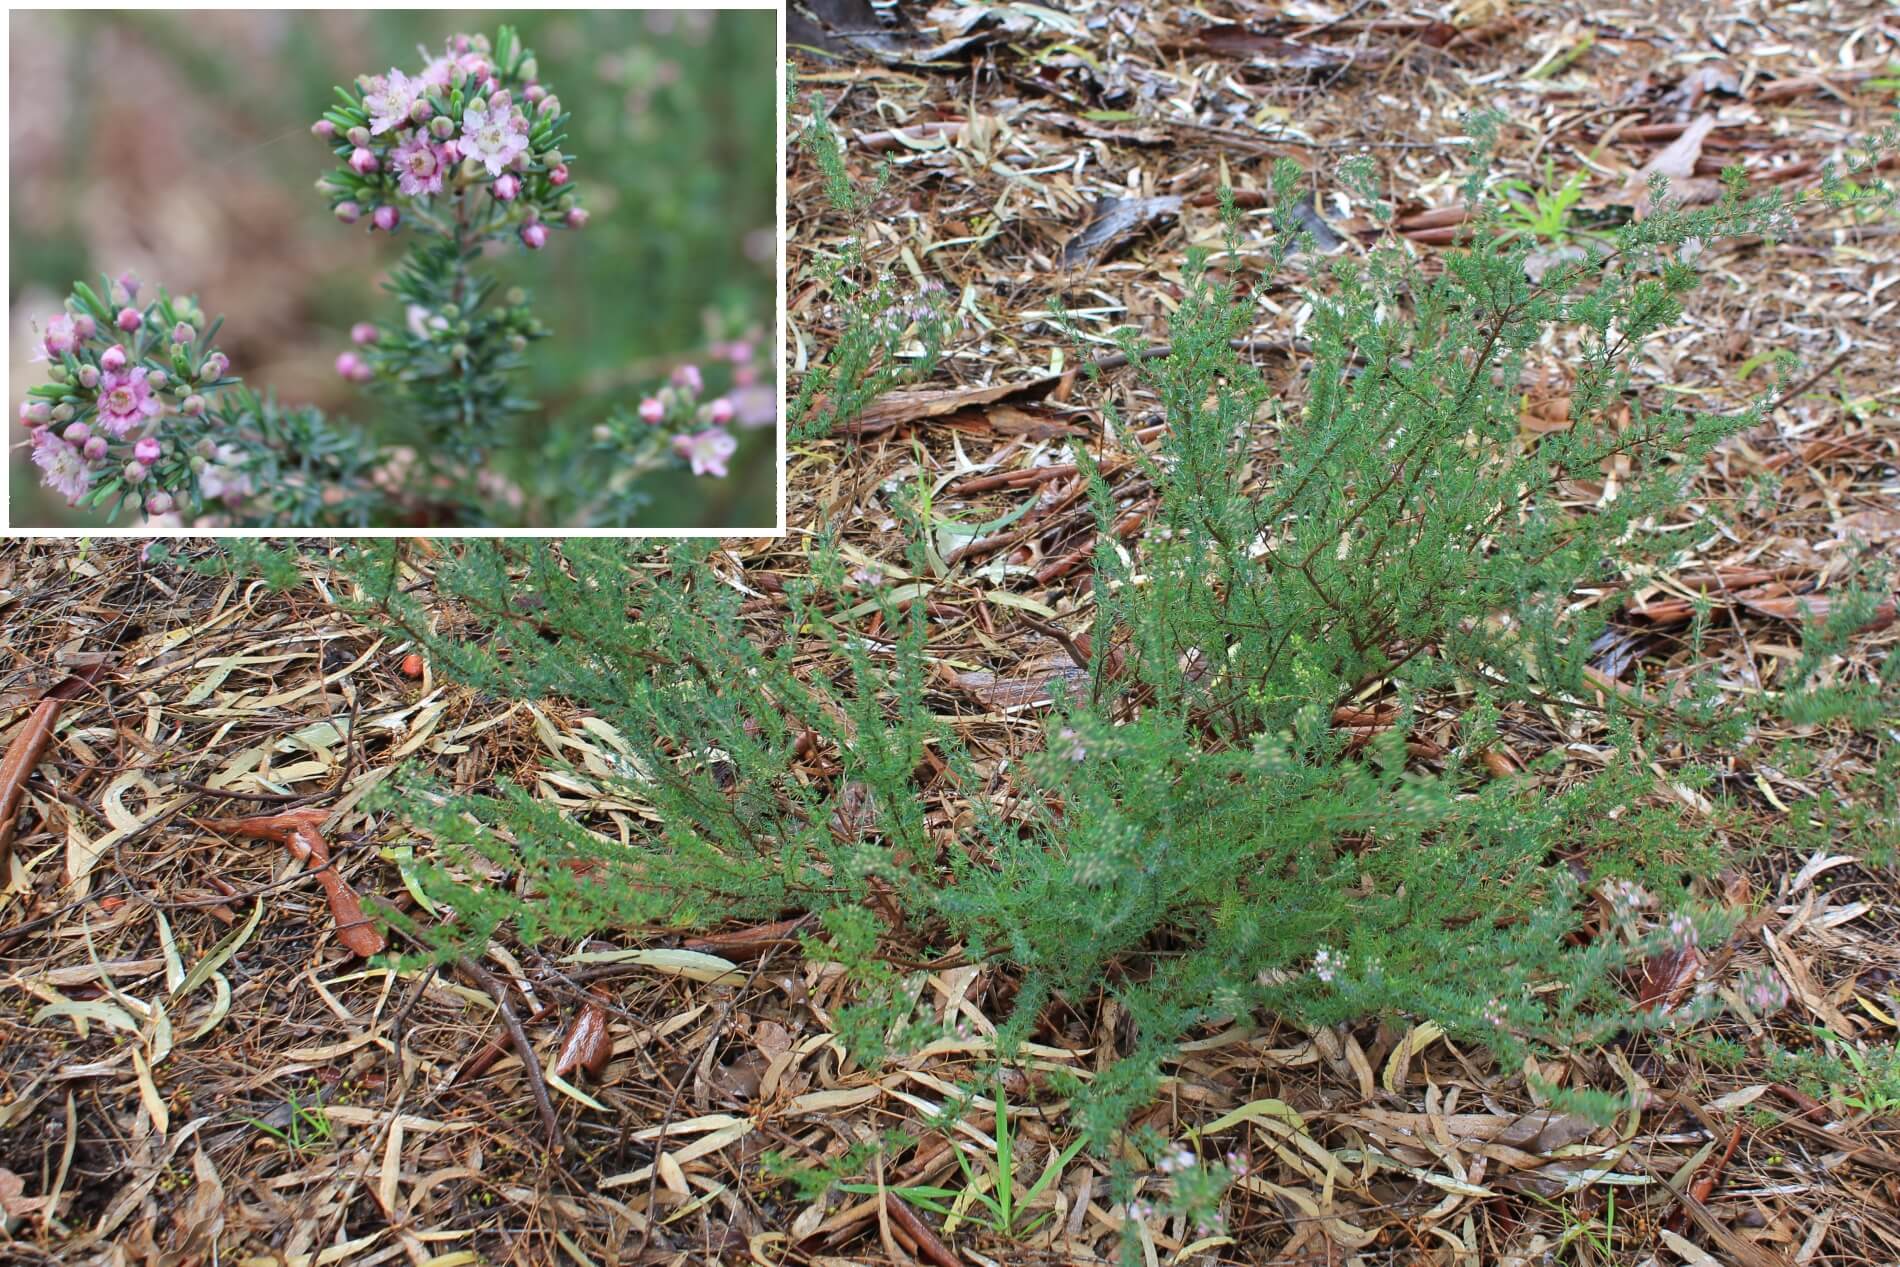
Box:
[320,120,1896,1154]
[1771,1033,1900,1115]
[836,1080,1087,1238]
[787,78,955,441]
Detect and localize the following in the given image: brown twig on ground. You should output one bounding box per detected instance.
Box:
[458,954,565,1155]
[884,1191,961,1267]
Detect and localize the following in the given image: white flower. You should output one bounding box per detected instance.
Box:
[458,97,530,177]
[365,68,421,136]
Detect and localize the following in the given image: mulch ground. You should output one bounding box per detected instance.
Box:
[5,1,1900,1263]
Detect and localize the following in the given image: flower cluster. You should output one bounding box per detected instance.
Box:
[20,272,237,517]
[313,28,583,252]
[1737,964,1790,1016]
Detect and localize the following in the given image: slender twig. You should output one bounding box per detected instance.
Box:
[458,953,564,1155]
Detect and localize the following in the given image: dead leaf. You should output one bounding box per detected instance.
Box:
[1618,114,1719,209]
[551,999,613,1080]
[1061,194,1184,268]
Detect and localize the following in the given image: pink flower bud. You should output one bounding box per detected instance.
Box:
[145,491,174,515]
[672,364,703,394]
[347,125,371,148]
[549,164,570,186]
[118,271,141,300]
[429,115,455,140]
[520,222,548,250]
[116,307,143,332]
[708,397,735,426]
[101,344,129,372]
[440,139,462,163]
[492,173,520,201]
[489,89,512,110]
[200,353,228,381]
[63,422,91,445]
[171,322,195,344]
[72,314,96,340]
[124,460,148,484]
[565,207,589,229]
[78,365,101,389]
[638,397,665,425]
[336,352,366,380]
[312,119,336,139]
[182,394,207,417]
[539,95,561,116]
[372,205,401,232]
[408,98,433,125]
[134,437,161,464]
[349,147,379,174]
[335,201,361,224]
[146,370,167,389]
[525,83,547,103]
[350,323,379,345]
[83,436,108,460]
[735,365,757,387]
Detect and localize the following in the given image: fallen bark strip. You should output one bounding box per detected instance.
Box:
[1,663,108,885]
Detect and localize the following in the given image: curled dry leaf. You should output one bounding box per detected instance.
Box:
[551,998,613,1080]
[210,810,387,958]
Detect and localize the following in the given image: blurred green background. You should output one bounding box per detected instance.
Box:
[9,9,778,528]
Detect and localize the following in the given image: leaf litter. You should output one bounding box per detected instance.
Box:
[4,1,1900,1263]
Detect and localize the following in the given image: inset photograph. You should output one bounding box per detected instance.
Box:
[9,10,778,530]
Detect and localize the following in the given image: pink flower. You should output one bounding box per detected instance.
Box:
[364,67,422,136]
[116,307,143,332]
[94,366,163,437]
[418,45,491,92]
[671,364,703,394]
[672,428,737,478]
[351,323,379,345]
[134,437,161,464]
[118,271,141,300]
[32,433,91,504]
[335,352,373,383]
[492,172,520,201]
[312,119,336,139]
[42,313,78,358]
[391,133,446,198]
[520,222,548,250]
[565,207,589,229]
[707,397,735,426]
[100,344,128,373]
[731,384,776,428]
[458,97,530,177]
[349,147,379,175]
[372,205,401,232]
[638,397,665,424]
